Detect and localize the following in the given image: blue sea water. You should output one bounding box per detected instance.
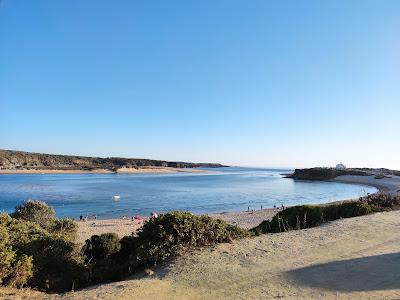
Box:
[0,167,377,219]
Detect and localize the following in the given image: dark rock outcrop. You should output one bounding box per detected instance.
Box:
[287,168,370,180]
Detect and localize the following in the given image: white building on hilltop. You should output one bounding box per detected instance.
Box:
[336,163,346,170]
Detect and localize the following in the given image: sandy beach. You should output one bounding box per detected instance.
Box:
[76,209,280,243]
[0,167,209,175]
[332,175,400,196]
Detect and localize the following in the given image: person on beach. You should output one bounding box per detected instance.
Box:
[122,215,126,220]
[79,215,83,221]
[150,212,158,219]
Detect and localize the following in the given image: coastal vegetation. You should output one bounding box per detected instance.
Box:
[0,201,248,293]
[0,150,225,172]
[251,193,400,235]
[1,192,399,294]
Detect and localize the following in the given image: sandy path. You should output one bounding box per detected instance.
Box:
[54,210,400,299]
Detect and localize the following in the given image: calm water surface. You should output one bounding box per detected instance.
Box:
[0,167,377,219]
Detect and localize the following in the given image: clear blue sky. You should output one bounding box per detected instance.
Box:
[1,1,399,168]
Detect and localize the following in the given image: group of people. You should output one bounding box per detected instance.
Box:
[79,215,97,222]
[247,204,285,212]
[121,211,158,223]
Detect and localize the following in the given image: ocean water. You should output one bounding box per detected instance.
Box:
[0,167,377,219]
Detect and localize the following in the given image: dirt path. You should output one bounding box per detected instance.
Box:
[52,210,400,299]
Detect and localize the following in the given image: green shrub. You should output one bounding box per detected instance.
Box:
[82,233,125,284]
[11,200,55,229]
[0,212,85,292]
[49,218,78,241]
[0,214,49,253]
[324,201,372,220]
[133,212,249,266]
[0,223,34,288]
[25,236,88,292]
[83,233,121,263]
[252,205,325,234]
[251,201,373,234]
[6,254,33,288]
[0,225,14,285]
[363,193,400,211]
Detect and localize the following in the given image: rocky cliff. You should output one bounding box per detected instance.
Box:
[288,168,370,180]
[0,150,226,171]
[288,167,400,180]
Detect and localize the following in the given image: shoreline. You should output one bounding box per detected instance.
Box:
[0,166,210,175]
[330,174,400,196]
[76,175,400,243]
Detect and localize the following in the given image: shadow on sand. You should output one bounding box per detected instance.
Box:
[286,252,400,292]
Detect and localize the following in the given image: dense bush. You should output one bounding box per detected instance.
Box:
[25,236,88,292]
[83,233,121,263]
[11,200,56,229]
[363,192,400,211]
[82,234,125,283]
[0,214,49,253]
[81,212,249,284]
[49,218,78,241]
[132,212,250,266]
[1,208,86,292]
[251,201,373,235]
[0,220,34,288]
[324,201,372,220]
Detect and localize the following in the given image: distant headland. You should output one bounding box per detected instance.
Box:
[286,167,400,196]
[0,149,226,174]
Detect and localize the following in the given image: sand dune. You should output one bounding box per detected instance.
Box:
[51,210,400,299]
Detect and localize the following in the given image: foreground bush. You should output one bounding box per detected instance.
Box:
[133,212,250,266]
[25,236,88,292]
[324,202,372,220]
[1,208,86,292]
[251,201,373,235]
[82,212,250,284]
[0,220,34,288]
[363,192,400,211]
[11,200,56,229]
[82,233,125,283]
[49,218,78,241]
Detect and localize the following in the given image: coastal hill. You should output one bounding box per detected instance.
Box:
[0,150,225,171]
[288,167,400,180]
